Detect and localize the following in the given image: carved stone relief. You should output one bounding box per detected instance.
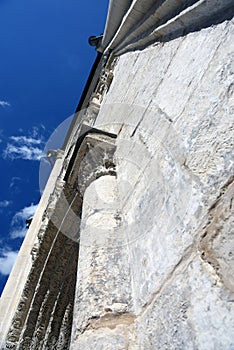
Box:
[89,54,117,109]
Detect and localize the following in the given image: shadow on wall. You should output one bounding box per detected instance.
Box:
[159,4,234,44]
[114,1,234,54]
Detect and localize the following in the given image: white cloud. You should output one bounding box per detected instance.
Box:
[10,203,38,238]
[0,249,18,275]
[0,200,11,208]
[9,176,21,189]
[3,144,44,161]
[0,100,10,108]
[0,129,3,143]
[32,126,45,138]
[10,136,42,145]
[12,203,38,221]
[10,228,27,239]
[2,128,45,161]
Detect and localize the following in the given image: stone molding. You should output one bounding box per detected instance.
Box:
[101,0,234,55]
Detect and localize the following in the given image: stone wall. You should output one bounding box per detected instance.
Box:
[71,19,234,348]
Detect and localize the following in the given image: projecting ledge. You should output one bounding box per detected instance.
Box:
[65,124,117,196]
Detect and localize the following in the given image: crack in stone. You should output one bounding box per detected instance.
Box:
[199,176,234,291]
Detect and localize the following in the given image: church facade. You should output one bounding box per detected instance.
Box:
[0,0,234,348]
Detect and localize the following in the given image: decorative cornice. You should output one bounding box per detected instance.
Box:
[101,0,234,55]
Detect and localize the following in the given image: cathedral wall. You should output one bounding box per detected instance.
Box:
[86,19,234,349]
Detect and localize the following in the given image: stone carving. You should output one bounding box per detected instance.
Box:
[47,149,64,167]
[89,54,116,108]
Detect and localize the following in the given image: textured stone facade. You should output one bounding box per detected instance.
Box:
[71,18,233,349]
[0,1,233,349]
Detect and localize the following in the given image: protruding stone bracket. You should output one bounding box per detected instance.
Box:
[65,123,117,196]
[47,149,64,167]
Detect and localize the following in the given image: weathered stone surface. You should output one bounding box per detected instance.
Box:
[91,18,234,349]
[130,256,234,350]
[71,176,133,348]
[73,324,133,350]
[199,179,234,293]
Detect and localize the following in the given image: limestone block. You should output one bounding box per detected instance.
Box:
[72,323,133,350]
[130,256,234,350]
[71,176,133,348]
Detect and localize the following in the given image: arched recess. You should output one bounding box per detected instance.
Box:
[4,128,117,350]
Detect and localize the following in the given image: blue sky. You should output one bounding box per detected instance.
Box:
[0,0,109,294]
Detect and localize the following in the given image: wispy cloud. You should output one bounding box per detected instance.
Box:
[0,100,10,108]
[12,203,38,223]
[10,203,38,238]
[0,129,3,144]
[0,200,11,208]
[9,136,43,145]
[32,125,45,138]
[3,144,44,161]
[10,228,28,239]
[9,176,21,189]
[3,130,45,161]
[0,249,18,275]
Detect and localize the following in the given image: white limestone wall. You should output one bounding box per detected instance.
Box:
[91,19,234,349]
